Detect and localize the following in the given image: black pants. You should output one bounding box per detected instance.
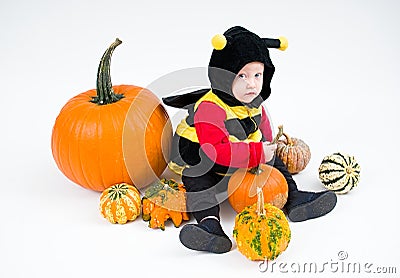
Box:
[182,156,298,223]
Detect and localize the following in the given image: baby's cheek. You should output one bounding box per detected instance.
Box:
[232,82,247,96]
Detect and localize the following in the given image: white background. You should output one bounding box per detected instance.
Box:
[1,0,399,277]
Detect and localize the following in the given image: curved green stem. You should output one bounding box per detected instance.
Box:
[91,38,125,105]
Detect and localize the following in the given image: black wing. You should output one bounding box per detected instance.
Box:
[162,88,210,109]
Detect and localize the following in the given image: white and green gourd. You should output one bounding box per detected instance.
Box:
[318,152,361,194]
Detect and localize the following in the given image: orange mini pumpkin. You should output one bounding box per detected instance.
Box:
[227,164,288,213]
[51,39,172,191]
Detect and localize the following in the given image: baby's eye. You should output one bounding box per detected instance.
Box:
[255,73,262,78]
[238,73,246,79]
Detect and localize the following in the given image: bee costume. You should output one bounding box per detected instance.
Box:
[163,26,337,254]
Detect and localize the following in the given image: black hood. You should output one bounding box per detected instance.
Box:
[208,26,275,108]
[163,26,287,109]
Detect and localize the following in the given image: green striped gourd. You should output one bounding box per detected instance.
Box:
[100,183,141,224]
[318,152,361,194]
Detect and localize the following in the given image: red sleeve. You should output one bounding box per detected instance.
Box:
[194,101,265,168]
[259,106,273,142]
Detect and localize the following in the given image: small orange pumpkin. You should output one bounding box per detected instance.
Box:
[51,39,172,191]
[275,125,311,174]
[227,164,288,213]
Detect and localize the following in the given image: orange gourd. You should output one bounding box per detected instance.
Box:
[142,179,189,230]
[99,183,141,224]
[51,39,172,191]
[227,164,288,213]
[233,188,291,261]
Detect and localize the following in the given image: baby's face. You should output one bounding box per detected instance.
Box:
[231,62,264,104]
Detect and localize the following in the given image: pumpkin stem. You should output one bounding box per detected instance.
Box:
[256,187,266,216]
[249,165,264,175]
[270,125,284,145]
[91,38,125,105]
[282,132,294,146]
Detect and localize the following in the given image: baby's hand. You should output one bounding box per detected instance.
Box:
[262,142,277,162]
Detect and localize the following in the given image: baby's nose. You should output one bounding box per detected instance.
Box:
[246,78,256,88]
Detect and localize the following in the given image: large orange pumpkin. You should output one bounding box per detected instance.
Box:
[51,39,172,191]
[227,164,288,213]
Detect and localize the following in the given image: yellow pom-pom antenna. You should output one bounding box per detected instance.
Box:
[211,34,227,50]
[278,36,288,51]
[263,36,289,51]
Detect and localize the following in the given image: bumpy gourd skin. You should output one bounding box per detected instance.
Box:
[142,179,189,230]
[100,183,141,224]
[233,203,291,261]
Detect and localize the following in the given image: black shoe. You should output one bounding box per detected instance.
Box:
[179,218,232,254]
[285,190,337,222]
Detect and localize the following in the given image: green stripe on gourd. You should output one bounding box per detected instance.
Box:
[233,187,291,261]
[107,183,131,200]
[99,183,141,224]
[318,152,361,194]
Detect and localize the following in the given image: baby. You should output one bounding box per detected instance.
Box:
[162,26,337,254]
